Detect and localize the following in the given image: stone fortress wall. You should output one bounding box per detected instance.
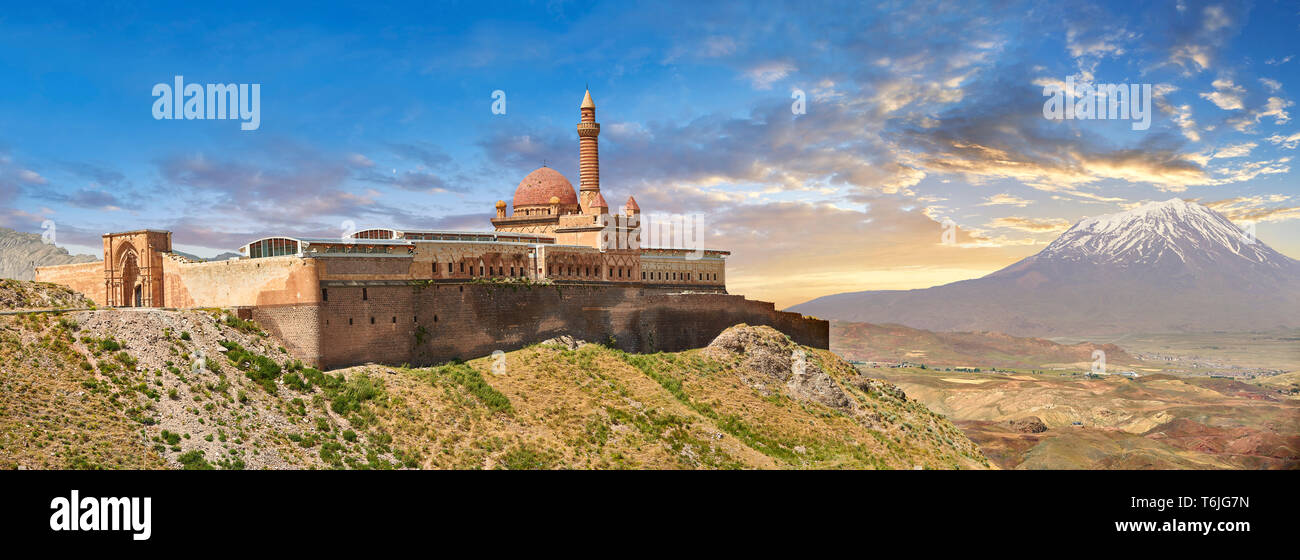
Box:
[259,281,825,369]
[41,251,827,370]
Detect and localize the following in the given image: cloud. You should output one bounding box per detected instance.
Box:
[1161,4,1246,74]
[697,195,1036,308]
[1199,79,1246,110]
[346,153,374,167]
[978,193,1034,207]
[986,215,1072,233]
[745,61,796,90]
[17,169,46,185]
[1154,84,1201,142]
[38,188,123,211]
[1211,142,1256,158]
[1201,196,1300,224]
[1266,131,1300,149]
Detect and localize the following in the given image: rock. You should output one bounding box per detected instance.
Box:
[706,324,851,411]
[540,335,587,350]
[1007,416,1048,433]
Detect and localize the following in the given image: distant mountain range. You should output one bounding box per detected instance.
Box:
[791,199,1300,337]
[0,228,243,280]
[0,228,97,280]
[173,250,243,262]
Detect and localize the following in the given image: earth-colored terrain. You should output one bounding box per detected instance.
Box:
[833,320,1138,369]
[867,368,1298,469]
[835,319,1298,469]
[0,281,987,470]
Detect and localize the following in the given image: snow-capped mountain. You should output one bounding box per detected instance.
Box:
[1032,198,1284,268]
[791,199,1300,336]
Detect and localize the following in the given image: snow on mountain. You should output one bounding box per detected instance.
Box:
[790,199,1300,336]
[1033,198,1282,268]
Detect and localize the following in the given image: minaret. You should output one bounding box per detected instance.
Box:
[577,88,602,214]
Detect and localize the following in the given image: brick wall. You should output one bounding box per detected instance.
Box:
[303,282,827,369]
[249,304,324,366]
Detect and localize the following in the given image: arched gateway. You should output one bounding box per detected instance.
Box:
[103,230,170,307]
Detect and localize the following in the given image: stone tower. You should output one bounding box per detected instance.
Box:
[577,89,602,214]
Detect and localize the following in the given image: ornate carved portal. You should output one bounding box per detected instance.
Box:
[102,230,171,307]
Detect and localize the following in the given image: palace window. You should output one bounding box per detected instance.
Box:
[370,317,375,324]
[321,288,328,301]
[362,288,368,300]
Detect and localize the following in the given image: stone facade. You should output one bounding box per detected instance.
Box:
[34,88,828,369]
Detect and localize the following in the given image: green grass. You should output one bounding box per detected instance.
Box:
[421,361,513,414]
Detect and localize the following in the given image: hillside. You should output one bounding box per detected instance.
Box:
[0,227,97,280]
[0,279,93,310]
[791,199,1300,336]
[832,320,1136,369]
[873,368,1298,469]
[0,285,987,469]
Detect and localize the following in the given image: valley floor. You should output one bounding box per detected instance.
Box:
[869,367,1299,469]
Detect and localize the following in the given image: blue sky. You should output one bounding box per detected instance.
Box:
[1,0,1297,307]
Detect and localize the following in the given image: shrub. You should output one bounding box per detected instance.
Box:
[283,371,310,392]
[219,340,281,392]
[177,450,213,470]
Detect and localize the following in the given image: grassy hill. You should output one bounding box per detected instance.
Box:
[0,282,987,470]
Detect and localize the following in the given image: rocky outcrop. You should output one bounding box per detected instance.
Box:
[0,228,97,280]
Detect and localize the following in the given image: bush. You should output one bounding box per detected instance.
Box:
[220,340,281,392]
[177,450,213,470]
[283,371,310,392]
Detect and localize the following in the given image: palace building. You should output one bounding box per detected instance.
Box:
[37,90,826,368]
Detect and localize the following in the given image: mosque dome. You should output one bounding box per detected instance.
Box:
[513,167,577,208]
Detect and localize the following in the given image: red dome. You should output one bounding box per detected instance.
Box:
[513,167,577,208]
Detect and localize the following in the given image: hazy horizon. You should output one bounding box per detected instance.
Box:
[2,1,1298,309]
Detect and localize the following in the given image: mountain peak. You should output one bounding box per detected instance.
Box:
[790,198,1300,336]
[1034,198,1287,269]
